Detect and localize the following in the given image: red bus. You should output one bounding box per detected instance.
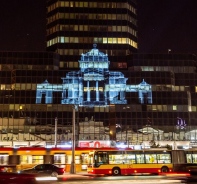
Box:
[87,148,175,175]
[1,146,197,174]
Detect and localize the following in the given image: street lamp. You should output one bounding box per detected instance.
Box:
[70,105,77,174]
[54,117,58,147]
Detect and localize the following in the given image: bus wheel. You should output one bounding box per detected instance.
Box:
[161,166,169,173]
[112,167,121,176]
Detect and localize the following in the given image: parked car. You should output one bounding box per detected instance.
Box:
[0,172,37,184]
[21,164,65,177]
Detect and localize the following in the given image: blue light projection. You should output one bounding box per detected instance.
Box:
[36,44,152,106]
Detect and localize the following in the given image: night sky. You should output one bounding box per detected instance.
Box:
[0,0,196,54]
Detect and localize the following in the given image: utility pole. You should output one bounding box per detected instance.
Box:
[54,117,58,147]
[70,105,77,174]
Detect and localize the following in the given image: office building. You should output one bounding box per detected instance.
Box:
[46,0,138,69]
[0,1,197,149]
[0,48,197,149]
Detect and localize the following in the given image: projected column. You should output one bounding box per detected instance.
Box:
[87,81,90,101]
[96,81,99,101]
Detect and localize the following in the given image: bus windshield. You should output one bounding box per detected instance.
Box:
[94,151,108,166]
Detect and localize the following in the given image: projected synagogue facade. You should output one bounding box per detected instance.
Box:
[36,45,152,106]
[1,49,197,148]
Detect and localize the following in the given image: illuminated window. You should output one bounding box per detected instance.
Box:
[103,38,107,43]
[191,106,197,112]
[122,38,126,44]
[112,38,117,43]
[117,26,121,31]
[73,62,79,68]
[60,37,64,43]
[108,38,113,43]
[70,2,74,7]
[60,1,64,7]
[122,26,127,32]
[152,105,157,111]
[173,105,177,110]
[118,38,122,43]
[65,37,69,43]
[98,38,102,43]
[112,26,116,31]
[93,37,98,43]
[68,62,74,68]
[84,25,88,31]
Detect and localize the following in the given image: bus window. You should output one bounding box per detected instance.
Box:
[157,153,171,163]
[192,154,197,163]
[32,155,44,164]
[186,154,192,163]
[136,154,145,164]
[20,155,32,164]
[67,155,80,164]
[126,154,136,164]
[145,154,157,163]
[109,153,123,164]
[81,153,89,164]
[0,154,9,165]
[54,154,66,164]
[94,152,108,166]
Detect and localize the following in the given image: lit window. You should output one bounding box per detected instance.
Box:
[118,38,122,43]
[122,38,126,44]
[113,38,117,43]
[65,37,69,43]
[103,38,107,43]
[60,37,64,43]
[108,38,113,43]
[173,105,177,110]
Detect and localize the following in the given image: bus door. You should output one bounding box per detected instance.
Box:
[124,151,136,174]
[87,151,94,172]
[120,151,130,174]
[81,153,89,170]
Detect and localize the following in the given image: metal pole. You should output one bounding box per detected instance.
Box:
[55,117,57,147]
[70,105,76,174]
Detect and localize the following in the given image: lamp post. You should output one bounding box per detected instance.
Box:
[54,117,58,147]
[70,105,77,174]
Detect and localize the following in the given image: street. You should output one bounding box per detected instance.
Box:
[52,174,188,184]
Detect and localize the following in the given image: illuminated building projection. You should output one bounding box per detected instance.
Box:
[36,44,152,106]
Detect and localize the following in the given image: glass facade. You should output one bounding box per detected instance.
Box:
[0,48,197,147]
[46,0,138,69]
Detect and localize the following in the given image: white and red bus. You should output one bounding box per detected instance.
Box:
[87,148,194,175]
